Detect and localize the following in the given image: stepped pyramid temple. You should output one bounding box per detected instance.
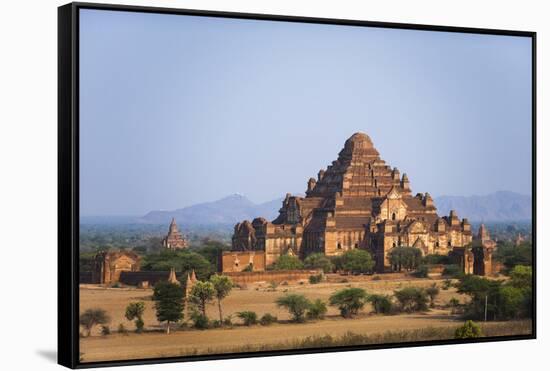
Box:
[162,218,188,250]
[229,132,478,273]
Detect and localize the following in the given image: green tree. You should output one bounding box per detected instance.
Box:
[79,308,110,337]
[367,294,393,314]
[194,240,231,272]
[152,281,185,334]
[270,255,304,270]
[340,250,374,274]
[210,274,233,323]
[394,287,429,312]
[189,281,215,317]
[329,288,368,318]
[124,302,145,333]
[494,242,532,272]
[304,253,334,273]
[276,294,312,322]
[142,250,213,280]
[454,320,483,339]
[307,299,328,320]
[388,246,423,271]
[456,275,501,320]
[425,284,440,308]
[508,265,532,289]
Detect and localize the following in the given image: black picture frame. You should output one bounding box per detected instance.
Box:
[58,2,537,369]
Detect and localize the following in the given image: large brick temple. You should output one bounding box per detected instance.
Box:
[230,132,481,273]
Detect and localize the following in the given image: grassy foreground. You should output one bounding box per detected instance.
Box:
[178,320,532,356]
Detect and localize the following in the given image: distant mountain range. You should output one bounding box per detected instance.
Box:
[138,191,531,225]
[139,194,283,225]
[434,191,532,222]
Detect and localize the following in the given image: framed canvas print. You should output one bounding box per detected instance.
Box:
[58,2,536,368]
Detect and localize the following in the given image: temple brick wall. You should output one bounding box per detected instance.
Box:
[221,251,266,272]
[223,269,322,285]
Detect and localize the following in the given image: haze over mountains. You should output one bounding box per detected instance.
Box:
[138,191,531,225]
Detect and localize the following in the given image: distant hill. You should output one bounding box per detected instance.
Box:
[138,191,532,226]
[434,191,532,222]
[139,194,283,225]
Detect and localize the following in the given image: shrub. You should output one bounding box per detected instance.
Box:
[394,287,429,312]
[211,320,222,328]
[190,311,210,329]
[442,264,464,279]
[442,279,453,290]
[367,294,393,314]
[340,250,375,274]
[237,311,258,326]
[269,255,304,270]
[309,274,323,284]
[276,294,312,322]
[223,315,233,327]
[329,288,368,318]
[242,263,253,272]
[307,299,328,320]
[425,284,440,307]
[125,301,145,333]
[454,320,483,339]
[422,254,451,265]
[117,323,128,335]
[79,308,111,337]
[100,325,110,336]
[304,253,334,273]
[260,313,278,326]
[414,265,429,278]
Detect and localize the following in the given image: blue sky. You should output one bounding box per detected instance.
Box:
[79,9,532,216]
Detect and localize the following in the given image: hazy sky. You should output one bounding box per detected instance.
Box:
[79,9,532,216]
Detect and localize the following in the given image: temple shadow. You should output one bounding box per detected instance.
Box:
[36,350,57,363]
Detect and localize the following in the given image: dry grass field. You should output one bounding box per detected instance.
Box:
[79,277,528,363]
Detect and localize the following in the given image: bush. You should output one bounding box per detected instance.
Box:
[260,313,278,326]
[394,287,429,312]
[117,323,128,335]
[414,265,429,278]
[329,288,368,318]
[309,274,324,284]
[270,255,304,270]
[100,325,110,336]
[442,279,453,290]
[307,299,328,320]
[237,311,258,326]
[223,315,233,327]
[276,294,312,322]
[242,263,253,272]
[125,301,145,333]
[79,308,111,337]
[454,320,483,339]
[340,250,375,274]
[422,254,451,265]
[367,294,393,314]
[425,284,440,307]
[442,264,464,279]
[304,253,334,273]
[211,319,222,328]
[190,311,210,329]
